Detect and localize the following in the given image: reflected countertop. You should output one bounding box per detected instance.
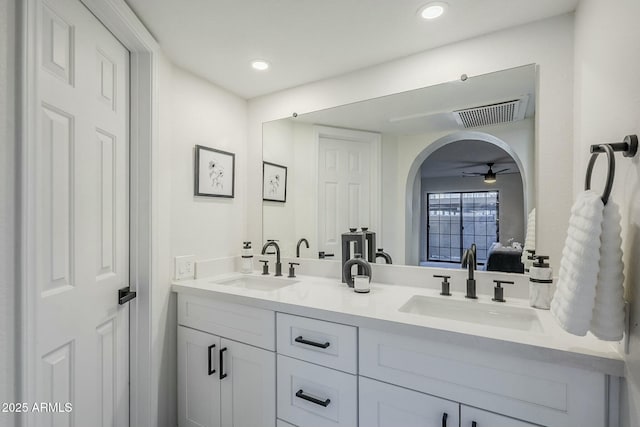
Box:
[172,272,624,377]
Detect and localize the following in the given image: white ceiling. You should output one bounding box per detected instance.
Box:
[125,0,578,98]
[420,140,519,178]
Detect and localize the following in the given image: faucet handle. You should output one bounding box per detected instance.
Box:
[492,280,515,302]
[434,275,451,296]
[259,260,270,275]
[288,262,300,278]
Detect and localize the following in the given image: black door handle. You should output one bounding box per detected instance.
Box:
[442,413,448,427]
[219,347,228,380]
[295,336,330,349]
[295,389,330,407]
[118,287,137,305]
[207,344,216,375]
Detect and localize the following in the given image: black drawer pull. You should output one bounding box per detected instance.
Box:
[219,347,228,380]
[207,344,216,375]
[295,336,330,349]
[442,413,448,427]
[295,389,330,407]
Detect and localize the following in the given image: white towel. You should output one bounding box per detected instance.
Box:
[550,191,604,336]
[590,200,626,341]
[521,208,536,264]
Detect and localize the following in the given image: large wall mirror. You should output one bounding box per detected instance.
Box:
[262,64,536,273]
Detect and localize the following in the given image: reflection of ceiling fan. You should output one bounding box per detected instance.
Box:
[462,162,510,183]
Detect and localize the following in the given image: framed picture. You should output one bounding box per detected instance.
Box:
[194,145,235,198]
[263,161,287,202]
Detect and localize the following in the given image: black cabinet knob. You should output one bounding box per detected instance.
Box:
[207,344,216,375]
[219,347,228,380]
[295,389,330,407]
[295,336,330,348]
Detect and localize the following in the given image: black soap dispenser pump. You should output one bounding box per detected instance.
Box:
[241,241,253,274]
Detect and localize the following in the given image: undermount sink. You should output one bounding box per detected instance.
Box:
[211,275,298,291]
[399,295,543,333]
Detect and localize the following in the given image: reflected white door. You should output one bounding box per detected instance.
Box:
[317,128,380,259]
[34,0,130,425]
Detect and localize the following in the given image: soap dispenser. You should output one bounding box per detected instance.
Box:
[241,241,254,274]
[524,249,536,273]
[529,255,553,309]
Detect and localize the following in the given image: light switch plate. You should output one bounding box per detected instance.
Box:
[175,255,196,280]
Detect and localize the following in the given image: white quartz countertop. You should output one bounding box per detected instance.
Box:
[172,272,624,377]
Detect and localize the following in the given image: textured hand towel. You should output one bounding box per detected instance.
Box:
[550,191,604,336]
[590,200,625,341]
[521,208,536,264]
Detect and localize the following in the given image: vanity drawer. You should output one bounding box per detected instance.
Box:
[277,355,357,427]
[359,328,606,427]
[277,313,357,373]
[178,294,275,350]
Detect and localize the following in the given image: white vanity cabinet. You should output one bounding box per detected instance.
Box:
[175,290,616,427]
[359,328,608,427]
[276,313,358,427]
[177,295,276,427]
[359,377,459,427]
[177,326,222,427]
[460,406,538,427]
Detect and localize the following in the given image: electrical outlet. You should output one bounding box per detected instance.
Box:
[175,255,196,280]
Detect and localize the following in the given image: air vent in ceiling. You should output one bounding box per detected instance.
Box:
[454,96,529,128]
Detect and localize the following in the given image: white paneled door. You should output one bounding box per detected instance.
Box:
[35,0,130,425]
[317,127,380,260]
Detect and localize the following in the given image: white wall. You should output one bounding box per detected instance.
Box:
[573,1,640,425]
[152,58,248,427]
[0,0,17,425]
[247,14,574,270]
[262,119,297,255]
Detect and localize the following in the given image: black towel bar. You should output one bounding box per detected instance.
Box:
[585,144,615,204]
[590,135,637,157]
[585,135,638,204]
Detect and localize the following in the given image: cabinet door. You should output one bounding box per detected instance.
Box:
[220,338,276,427]
[461,406,540,427]
[359,377,459,427]
[178,326,221,427]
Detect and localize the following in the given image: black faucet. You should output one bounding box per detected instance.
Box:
[296,238,309,258]
[375,248,392,264]
[261,241,282,277]
[461,243,477,299]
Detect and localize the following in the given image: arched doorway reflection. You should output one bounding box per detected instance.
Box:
[404,131,531,267]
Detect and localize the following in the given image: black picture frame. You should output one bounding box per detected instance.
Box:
[194,145,235,198]
[262,161,287,203]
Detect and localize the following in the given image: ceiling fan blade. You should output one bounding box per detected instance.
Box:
[494,168,510,174]
[462,172,483,175]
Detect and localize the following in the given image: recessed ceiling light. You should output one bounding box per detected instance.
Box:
[419,2,447,20]
[251,60,270,71]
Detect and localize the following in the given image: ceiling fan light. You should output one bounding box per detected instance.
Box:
[484,174,497,184]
